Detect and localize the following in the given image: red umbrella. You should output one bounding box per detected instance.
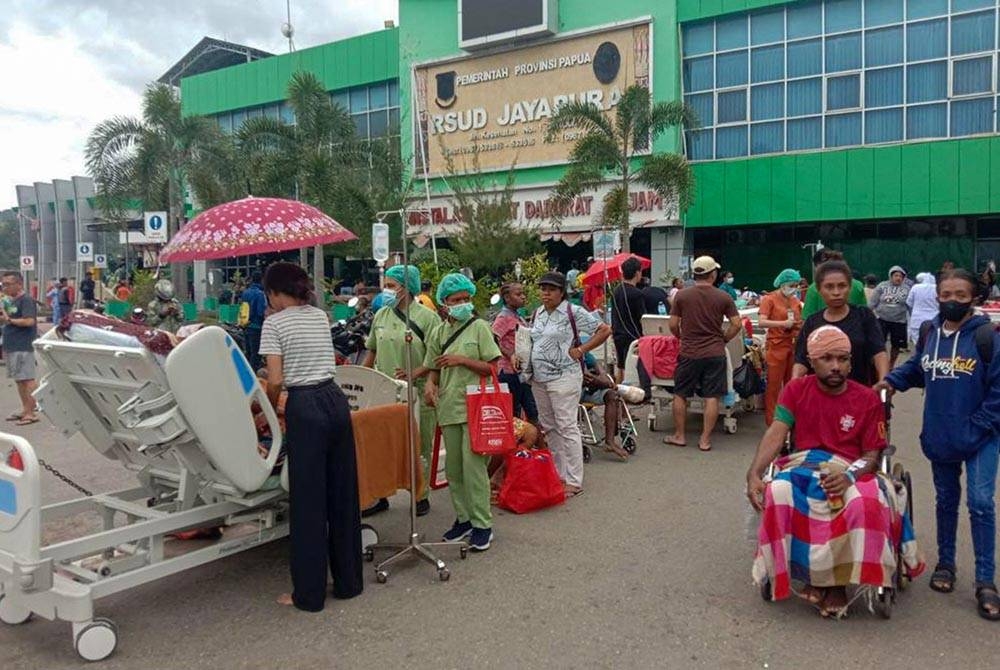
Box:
[158,196,356,263]
[581,253,652,286]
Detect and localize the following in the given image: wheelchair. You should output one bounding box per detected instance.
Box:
[578,375,640,464]
[758,390,914,619]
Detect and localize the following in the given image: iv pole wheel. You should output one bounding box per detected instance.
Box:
[376,570,389,584]
[438,568,450,582]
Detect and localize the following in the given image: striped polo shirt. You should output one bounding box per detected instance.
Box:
[258,304,336,387]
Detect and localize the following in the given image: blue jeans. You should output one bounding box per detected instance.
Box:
[931,437,1000,584]
[498,370,538,424]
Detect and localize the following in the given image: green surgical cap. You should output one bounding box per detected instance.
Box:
[385,264,420,296]
[773,268,802,288]
[436,272,477,303]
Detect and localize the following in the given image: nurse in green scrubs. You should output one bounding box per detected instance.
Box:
[363,264,440,517]
[424,273,501,552]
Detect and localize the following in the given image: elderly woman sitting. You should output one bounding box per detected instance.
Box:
[745,326,924,617]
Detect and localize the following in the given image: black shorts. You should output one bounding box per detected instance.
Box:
[673,356,727,399]
[879,319,907,349]
[613,334,635,370]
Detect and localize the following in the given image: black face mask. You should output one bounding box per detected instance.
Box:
[939,300,972,323]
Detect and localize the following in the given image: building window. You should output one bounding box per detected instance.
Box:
[680,0,1000,160]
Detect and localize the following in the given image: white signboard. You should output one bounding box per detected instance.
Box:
[19,256,34,272]
[94,254,108,269]
[77,242,94,262]
[372,222,390,263]
[144,211,168,243]
[592,229,620,260]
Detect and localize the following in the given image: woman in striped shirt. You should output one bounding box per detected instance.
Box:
[259,262,363,611]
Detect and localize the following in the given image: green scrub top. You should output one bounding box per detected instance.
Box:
[424,318,502,426]
[801,279,868,320]
[365,302,440,384]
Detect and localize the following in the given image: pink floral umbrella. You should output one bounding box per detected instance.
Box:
[158,196,356,263]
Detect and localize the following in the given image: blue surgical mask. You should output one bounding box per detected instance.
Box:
[448,302,475,322]
[380,288,398,307]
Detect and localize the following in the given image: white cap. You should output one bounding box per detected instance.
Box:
[691,255,721,275]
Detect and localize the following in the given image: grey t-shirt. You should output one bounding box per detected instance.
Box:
[869,281,911,324]
[258,304,336,387]
[2,294,38,352]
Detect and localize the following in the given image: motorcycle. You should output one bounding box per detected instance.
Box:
[331,297,372,366]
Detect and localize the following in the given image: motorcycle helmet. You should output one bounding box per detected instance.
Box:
[154,279,175,301]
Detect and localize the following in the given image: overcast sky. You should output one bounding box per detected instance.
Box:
[0,0,397,209]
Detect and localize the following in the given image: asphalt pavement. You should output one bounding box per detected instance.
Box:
[0,370,996,669]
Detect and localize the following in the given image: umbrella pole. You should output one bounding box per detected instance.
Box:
[313,244,324,308]
[366,208,465,584]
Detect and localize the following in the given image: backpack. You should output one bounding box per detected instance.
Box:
[917,320,998,366]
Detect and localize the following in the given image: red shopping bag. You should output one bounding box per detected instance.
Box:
[466,367,516,456]
[429,426,448,490]
[497,449,565,514]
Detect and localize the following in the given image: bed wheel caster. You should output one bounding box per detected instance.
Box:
[361,524,378,562]
[459,546,468,559]
[875,588,893,619]
[0,594,32,625]
[73,618,118,662]
[759,578,772,602]
[582,445,592,463]
[375,570,388,584]
[647,416,656,431]
[723,418,738,434]
[438,568,450,582]
[363,549,375,563]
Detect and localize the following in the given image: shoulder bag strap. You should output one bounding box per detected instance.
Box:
[442,318,477,353]
[565,303,586,373]
[392,306,425,343]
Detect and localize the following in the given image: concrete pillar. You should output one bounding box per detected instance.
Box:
[651,225,687,285]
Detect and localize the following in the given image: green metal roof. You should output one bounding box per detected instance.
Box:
[180,27,400,117]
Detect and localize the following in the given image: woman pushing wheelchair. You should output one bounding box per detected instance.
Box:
[745,326,924,618]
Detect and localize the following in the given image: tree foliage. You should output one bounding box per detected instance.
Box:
[545,85,696,253]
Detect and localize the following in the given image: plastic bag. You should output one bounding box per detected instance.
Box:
[466,368,516,456]
[496,449,565,514]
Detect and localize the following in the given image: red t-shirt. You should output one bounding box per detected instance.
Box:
[775,376,886,461]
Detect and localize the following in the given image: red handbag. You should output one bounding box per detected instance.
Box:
[497,449,565,514]
[429,426,448,490]
[466,367,516,456]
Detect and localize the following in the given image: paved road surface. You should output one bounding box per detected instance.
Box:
[0,372,994,669]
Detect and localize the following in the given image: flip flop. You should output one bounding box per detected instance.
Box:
[15,416,39,426]
[663,437,687,447]
[564,485,584,499]
[698,443,713,452]
[5,413,23,422]
[602,442,629,462]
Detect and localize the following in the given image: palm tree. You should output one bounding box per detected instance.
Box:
[85,84,238,299]
[545,85,697,254]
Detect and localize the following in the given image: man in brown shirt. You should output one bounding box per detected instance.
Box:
[664,256,742,451]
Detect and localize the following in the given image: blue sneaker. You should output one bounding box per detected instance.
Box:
[442,519,473,542]
[469,527,493,552]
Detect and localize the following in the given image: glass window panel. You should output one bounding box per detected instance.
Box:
[751,83,784,119]
[350,87,369,112]
[827,74,861,109]
[280,102,295,125]
[865,26,903,66]
[865,66,904,106]
[246,107,262,119]
[951,11,995,56]
[718,89,748,123]
[905,0,947,19]
[788,39,823,76]
[388,108,400,133]
[716,50,749,87]
[217,113,233,134]
[907,60,948,101]
[683,22,715,55]
[369,82,388,109]
[952,0,994,12]
[907,19,947,60]
[751,8,785,44]
[716,126,748,157]
[789,2,823,38]
[788,77,823,115]
[716,15,749,50]
[826,112,862,146]
[951,97,995,135]
[865,107,904,142]
[751,121,785,154]
[263,104,280,119]
[683,56,715,91]
[388,80,400,107]
[825,0,862,32]
[686,129,714,159]
[685,93,714,127]
[825,32,862,72]
[787,116,823,149]
[906,103,947,138]
[751,45,785,82]
[953,56,994,95]
[352,113,369,138]
[232,110,247,129]
[331,90,350,111]
[369,110,389,137]
[865,0,903,26]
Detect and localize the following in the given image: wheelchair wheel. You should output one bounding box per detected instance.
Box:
[583,444,592,464]
[759,578,772,602]
[620,431,637,454]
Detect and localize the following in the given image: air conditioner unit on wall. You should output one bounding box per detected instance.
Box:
[459,0,558,50]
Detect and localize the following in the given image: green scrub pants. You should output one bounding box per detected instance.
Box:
[418,400,436,500]
[439,423,492,529]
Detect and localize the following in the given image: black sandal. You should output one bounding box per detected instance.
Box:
[929,564,956,593]
[975,583,1000,621]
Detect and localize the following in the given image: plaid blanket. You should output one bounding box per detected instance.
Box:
[752,449,925,601]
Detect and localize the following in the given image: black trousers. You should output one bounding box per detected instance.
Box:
[244,326,262,372]
[499,370,538,423]
[285,381,363,611]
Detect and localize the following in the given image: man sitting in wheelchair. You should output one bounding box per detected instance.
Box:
[580,353,631,462]
[745,326,924,617]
